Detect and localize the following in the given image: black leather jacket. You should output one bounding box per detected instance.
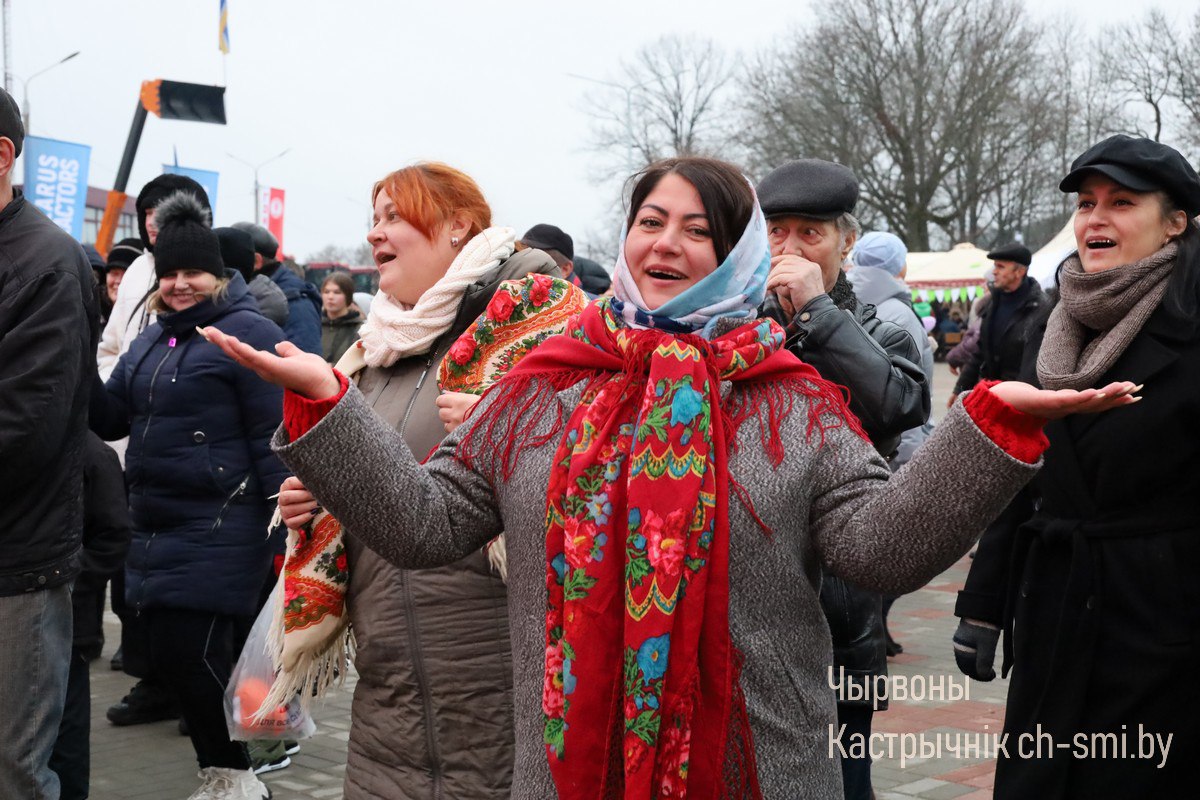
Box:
[766,280,930,707]
[780,294,929,457]
[0,191,98,596]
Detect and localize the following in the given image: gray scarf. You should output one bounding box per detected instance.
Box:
[1037,241,1177,390]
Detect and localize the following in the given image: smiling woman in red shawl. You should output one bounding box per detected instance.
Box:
[204,156,1140,799]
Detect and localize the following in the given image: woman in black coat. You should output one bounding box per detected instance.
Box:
[91,193,285,800]
[954,135,1200,799]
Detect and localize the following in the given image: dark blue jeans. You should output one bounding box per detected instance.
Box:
[0,584,72,800]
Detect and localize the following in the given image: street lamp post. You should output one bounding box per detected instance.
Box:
[227,148,291,222]
[18,50,81,134]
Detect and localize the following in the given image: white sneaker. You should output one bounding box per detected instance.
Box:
[186,767,271,800]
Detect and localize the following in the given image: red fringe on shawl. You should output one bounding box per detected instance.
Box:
[456,352,869,487]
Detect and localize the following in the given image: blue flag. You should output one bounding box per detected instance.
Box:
[163,165,220,216]
[23,135,91,240]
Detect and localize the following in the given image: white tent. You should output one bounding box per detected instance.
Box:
[1029,220,1076,288]
[904,242,992,289]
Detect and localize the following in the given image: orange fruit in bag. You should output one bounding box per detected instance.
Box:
[236,677,286,728]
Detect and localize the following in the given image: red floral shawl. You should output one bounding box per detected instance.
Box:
[460,301,866,799]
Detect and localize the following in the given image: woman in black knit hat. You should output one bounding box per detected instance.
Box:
[90,191,287,800]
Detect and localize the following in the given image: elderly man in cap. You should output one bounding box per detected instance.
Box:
[757,159,929,800]
[0,86,98,800]
[950,242,1048,406]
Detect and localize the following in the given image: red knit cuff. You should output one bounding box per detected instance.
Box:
[962,380,1049,464]
[283,370,349,441]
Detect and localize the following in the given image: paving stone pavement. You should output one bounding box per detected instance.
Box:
[88,363,1005,798]
[89,608,355,800]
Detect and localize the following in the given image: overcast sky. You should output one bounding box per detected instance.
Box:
[5,0,1178,262]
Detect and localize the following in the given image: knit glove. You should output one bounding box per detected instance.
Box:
[952,618,1001,681]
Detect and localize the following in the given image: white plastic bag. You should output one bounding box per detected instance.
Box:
[224,585,317,742]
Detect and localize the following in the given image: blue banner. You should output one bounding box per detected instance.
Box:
[163,165,220,216]
[23,135,91,240]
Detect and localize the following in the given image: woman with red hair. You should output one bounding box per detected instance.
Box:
[276,162,564,799]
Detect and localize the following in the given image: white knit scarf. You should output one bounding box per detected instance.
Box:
[358,226,516,367]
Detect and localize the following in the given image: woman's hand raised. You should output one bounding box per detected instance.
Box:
[278,476,320,530]
[199,326,341,399]
[989,380,1141,420]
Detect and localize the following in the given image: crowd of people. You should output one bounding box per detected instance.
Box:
[1,70,1197,800]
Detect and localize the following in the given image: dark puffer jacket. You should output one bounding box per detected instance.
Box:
[91,271,288,616]
[264,262,322,355]
[953,277,1048,394]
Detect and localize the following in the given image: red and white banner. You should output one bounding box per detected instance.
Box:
[259,187,285,257]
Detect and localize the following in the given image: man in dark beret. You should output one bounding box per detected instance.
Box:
[950,241,1048,405]
[756,159,930,800]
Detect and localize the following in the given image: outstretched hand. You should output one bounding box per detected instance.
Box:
[988,380,1141,420]
[199,326,340,399]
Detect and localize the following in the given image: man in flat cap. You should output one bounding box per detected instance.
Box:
[520,223,576,281]
[756,159,930,800]
[950,241,1048,405]
[0,86,98,799]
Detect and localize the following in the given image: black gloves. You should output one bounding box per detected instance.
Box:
[953,618,1001,681]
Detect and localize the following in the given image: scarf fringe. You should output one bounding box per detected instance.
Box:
[719,649,764,799]
[457,370,603,480]
[256,570,355,720]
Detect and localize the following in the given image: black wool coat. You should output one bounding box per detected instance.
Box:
[958,302,1200,799]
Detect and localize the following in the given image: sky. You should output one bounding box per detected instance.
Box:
[4,0,1173,263]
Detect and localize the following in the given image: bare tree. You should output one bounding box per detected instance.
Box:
[583,35,737,179]
[1166,9,1200,156]
[1100,9,1179,143]
[578,35,737,259]
[739,0,1082,250]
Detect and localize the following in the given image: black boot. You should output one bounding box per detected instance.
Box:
[106,679,179,726]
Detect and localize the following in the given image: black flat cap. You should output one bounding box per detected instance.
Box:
[521,223,573,261]
[0,87,24,157]
[216,227,257,281]
[1060,135,1200,217]
[757,159,859,220]
[987,242,1032,267]
[106,238,145,271]
[232,221,280,260]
